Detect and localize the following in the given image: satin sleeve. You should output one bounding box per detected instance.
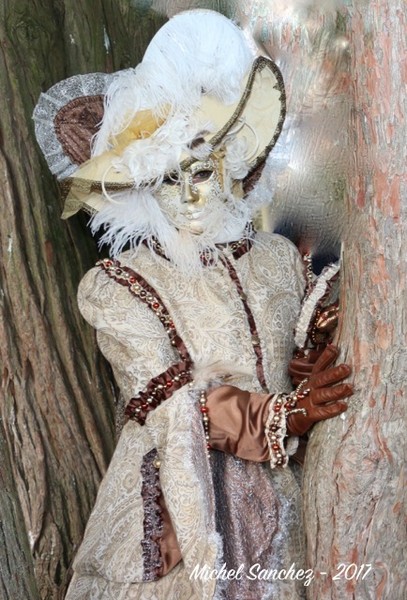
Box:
[206,385,272,462]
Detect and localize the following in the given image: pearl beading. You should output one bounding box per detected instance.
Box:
[97,259,194,425]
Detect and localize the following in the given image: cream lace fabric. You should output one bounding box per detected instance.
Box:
[66,232,306,600]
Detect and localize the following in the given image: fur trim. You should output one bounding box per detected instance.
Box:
[192,361,252,389]
[88,156,264,275]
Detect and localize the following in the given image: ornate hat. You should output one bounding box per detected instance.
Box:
[33,10,285,219]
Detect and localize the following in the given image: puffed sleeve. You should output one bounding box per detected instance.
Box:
[78,265,180,401]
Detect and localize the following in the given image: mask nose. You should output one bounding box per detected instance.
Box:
[182,174,200,204]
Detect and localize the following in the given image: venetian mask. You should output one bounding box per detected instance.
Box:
[154,155,245,239]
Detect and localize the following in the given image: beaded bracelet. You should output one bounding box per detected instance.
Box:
[266,379,310,468]
[265,393,288,467]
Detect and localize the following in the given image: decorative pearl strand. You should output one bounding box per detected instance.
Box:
[199,390,211,456]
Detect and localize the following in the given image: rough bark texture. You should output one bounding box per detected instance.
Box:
[1,1,405,599]
[0,419,39,599]
[302,2,407,599]
[223,1,406,596]
[0,1,165,598]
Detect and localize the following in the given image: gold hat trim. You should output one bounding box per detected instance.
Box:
[61,56,285,218]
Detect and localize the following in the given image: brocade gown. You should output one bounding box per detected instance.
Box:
[66,231,307,600]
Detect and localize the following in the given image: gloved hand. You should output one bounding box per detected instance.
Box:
[206,385,271,462]
[288,303,340,386]
[288,348,324,386]
[286,344,353,436]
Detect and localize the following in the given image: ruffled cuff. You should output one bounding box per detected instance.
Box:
[265,394,299,469]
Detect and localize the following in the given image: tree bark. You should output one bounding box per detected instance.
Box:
[302,2,406,599]
[0,1,165,598]
[224,1,406,596]
[0,419,39,599]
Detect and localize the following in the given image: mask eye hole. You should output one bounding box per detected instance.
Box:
[191,170,214,185]
[163,172,181,186]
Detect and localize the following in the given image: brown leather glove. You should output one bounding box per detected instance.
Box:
[287,344,353,436]
[206,385,271,462]
[289,303,340,386]
[288,348,324,386]
[311,302,339,346]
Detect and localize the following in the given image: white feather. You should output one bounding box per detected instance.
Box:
[88,11,266,262]
[92,10,254,158]
[89,168,263,275]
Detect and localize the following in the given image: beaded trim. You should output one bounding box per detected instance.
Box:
[215,222,256,260]
[199,390,211,455]
[97,258,194,424]
[125,361,192,425]
[219,254,268,393]
[302,253,314,299]
[265,379,310,468]
[140,449,164,581]
[265,394,288,468]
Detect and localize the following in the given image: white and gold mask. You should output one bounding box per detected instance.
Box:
[154,155,247,242]
[155,158,222,234]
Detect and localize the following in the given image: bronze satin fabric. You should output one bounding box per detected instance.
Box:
[156,384,272,577]
[206,385,272,462]
[54,95,105,166]
[157,492,182,576]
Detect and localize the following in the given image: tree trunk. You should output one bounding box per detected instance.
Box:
[223,1,406,596]
[0,419,39,599]
[0,1,165,598]
[1,1,405,599]
[302,2,407,599]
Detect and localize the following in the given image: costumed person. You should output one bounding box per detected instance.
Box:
[33,10,353,600]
